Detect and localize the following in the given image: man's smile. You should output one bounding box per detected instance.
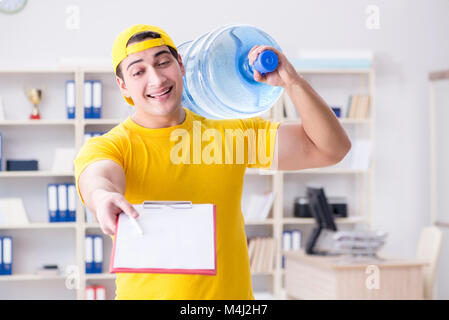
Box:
[147,85,174,99]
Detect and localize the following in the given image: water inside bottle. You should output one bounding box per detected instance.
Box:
[179,25,284,119]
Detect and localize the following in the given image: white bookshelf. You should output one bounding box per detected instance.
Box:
[271,67,375,298]
[0,66,375,300]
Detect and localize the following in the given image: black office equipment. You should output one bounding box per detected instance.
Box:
[294,196,347,218]
[6,160,38,171]
[305,187,338,255]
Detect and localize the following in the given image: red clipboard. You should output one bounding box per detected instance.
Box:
[109,201,217,275]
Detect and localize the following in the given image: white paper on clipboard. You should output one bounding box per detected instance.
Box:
[110,202,217,275]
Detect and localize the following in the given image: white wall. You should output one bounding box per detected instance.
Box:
[1,0,449,297]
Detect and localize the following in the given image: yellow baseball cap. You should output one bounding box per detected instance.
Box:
[112,24,177,105]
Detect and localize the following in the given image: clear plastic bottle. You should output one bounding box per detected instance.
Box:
[178,24,284,119]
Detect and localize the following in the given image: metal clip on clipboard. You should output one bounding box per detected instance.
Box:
[142,201,193,209]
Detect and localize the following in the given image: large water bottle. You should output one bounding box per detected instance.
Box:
[178,24,284,119]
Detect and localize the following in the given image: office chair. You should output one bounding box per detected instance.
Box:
[416,226,443,300]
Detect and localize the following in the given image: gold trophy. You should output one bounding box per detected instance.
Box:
[25,88,43,120]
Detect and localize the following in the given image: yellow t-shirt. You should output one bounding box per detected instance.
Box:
[74,107,279,300]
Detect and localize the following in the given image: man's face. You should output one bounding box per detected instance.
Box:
[117,45,185,117]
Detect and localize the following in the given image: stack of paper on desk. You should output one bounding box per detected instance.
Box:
[333,229,387,256]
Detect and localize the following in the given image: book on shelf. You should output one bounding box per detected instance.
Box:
[249,238,259,272]
[251,238,259,273]
[243,191,275,222]
[265,238,275,272]
[248,237,276,273]
[259,238,268,273]
[282,94,353,121]
[0,198,29,226]
[248,238,256,268]
[282,230,301,268]
[347,94,371,119]
[265,238,273,272]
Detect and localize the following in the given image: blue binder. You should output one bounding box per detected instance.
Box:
[47,184,58,223]
[0,237,3,275]
[85,235,94,273]
[282,231,292,269]
[1,236,12,275]
[0,132,2,171]
[93,235,103,273]
[57,184,68,222]
[92,81,102,119]
[66,80,76,119]
[84,80,93,119]
[67,183,76,222]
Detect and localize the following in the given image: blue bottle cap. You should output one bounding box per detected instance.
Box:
[253,50,278,75]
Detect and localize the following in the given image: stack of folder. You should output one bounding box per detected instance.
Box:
[85,286,106,300]
[346,94,371,119]
[0,236,12,275]
[282,230,301,268]
[248,237,275,273]
[47,184,76,222]
[84,80,102,119]
[243,191,275,222]
[65,80,103,119]
[85,235,103,274]
[333,230,387,256]
[65,80,76,119]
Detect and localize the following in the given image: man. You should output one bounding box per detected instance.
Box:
[75,24,351,299]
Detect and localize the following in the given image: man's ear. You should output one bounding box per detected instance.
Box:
[178,54,186,77]
[116,76,131,99]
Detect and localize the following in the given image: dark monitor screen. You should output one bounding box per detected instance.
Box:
[305,187,338,255]
[307,187,337,231]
